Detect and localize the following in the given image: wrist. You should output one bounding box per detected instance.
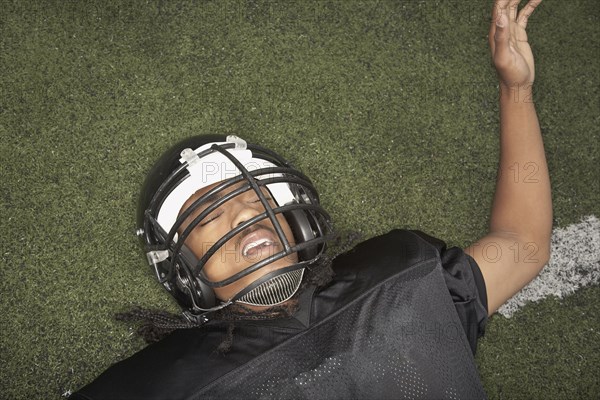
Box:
[499,82,535,104]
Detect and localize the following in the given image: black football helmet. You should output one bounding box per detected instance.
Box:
[137,135,335,323]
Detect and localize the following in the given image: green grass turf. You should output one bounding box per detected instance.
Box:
[1,0,598,398]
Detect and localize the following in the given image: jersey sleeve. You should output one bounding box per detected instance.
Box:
[411,230,488,354]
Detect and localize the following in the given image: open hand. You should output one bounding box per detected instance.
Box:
[489,0,542,89]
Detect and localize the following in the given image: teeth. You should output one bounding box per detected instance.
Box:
[242,238,274,256]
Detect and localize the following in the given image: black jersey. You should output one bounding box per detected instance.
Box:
[72,230,488,400]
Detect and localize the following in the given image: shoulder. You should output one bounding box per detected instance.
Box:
[322,229,447,299]
[332,229,445,275]
[327,229,488,353]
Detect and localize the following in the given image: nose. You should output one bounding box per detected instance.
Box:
[230,199,263,229]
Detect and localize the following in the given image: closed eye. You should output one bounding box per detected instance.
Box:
[252,197,273,203]
[199,197,272,226]
[199,211,223,226]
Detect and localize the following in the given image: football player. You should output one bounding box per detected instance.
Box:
[72,0,551,398]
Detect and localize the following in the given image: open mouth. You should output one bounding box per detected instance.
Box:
[239,228,279,258]
[242,237,275,257]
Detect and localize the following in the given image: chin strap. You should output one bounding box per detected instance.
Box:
[184,263,309,323]
[229,263,308,304]
[236,268,305,307]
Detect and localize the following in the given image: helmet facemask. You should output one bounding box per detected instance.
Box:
[139,136,334,321]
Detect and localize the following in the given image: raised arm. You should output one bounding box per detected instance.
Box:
[465,0,552,315]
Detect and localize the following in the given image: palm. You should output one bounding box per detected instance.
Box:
[489,0,541,88]
[496,26,534,86]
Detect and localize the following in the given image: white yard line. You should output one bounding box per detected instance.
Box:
[498,215,600,317]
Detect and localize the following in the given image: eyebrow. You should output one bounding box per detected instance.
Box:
[204,192,223,203]
[180,191,221,219]
[195,183,268,210]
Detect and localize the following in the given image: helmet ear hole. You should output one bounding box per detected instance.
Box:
[284,209,320,261]
[179,244,216,309]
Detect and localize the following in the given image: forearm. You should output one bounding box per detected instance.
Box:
[490,85,552,259]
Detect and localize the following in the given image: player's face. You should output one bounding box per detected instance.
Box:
[178,181,299,306]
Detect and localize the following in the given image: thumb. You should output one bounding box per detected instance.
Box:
[494,13,511,62]
[494,13,508,38]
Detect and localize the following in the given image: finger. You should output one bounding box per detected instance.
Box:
[494,13,512,67]
[517,0,542,29]
[492,0,511,24]
[490,0,511,53]
[508,0,521,21]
